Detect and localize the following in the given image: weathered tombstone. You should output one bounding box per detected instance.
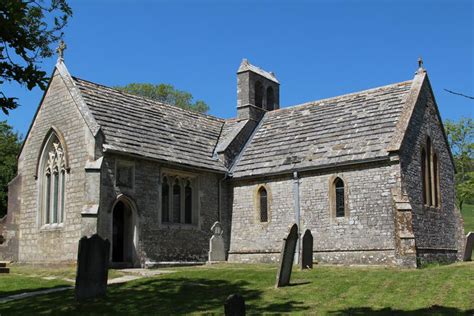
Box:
[463,232,473,261]
[275,223,298,288]
[75,234,110,301]
[224,293,246,316]
[208,221,226,262]
[301,229,313,269]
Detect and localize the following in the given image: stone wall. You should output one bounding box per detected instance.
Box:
[399,79,463,265]
[14,72,96,263]
[228,162,400,265]
[97,154,226,266]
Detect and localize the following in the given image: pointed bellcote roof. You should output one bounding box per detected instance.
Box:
[237,58,279,84]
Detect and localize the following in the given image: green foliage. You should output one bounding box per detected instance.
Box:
[461,204,474,233]
[0,121,22,217]
[115,83,209,113]
[0,263,473,314]
[0,0,72,114]
[445,117,474,210]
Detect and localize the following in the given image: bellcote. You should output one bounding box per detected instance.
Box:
[237,59,280,121]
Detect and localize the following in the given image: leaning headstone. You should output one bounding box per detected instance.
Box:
[209,221,226,262]
[463,232,473,261]
[75,234,110,301]
[275,223,298,288]
[301,229,313,269]
[224,293,246,316]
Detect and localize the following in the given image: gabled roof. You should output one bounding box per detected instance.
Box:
[231,80,414,178]
[72,77,227,172]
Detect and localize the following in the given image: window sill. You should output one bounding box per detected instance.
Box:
[160,222,199,230]
[40,223,64,231]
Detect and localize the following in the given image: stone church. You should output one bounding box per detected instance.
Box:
[0,54,465,268]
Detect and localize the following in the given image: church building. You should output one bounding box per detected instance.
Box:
[0,52,465,268]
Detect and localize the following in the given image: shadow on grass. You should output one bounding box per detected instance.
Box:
[330,305,474,316]
[0,277,309,315]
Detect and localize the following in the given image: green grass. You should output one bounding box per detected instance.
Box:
[10,264,125,280]
[1,263,472,315]
[0,274,70,298]
[461,204,474,233]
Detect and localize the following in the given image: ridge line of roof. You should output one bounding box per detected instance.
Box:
[72,76,226,123]
[274,79,413,113]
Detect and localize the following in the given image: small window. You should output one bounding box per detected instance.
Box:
[266,86,274,110]
[162,177,170,222]
[259,187,268,222]
[334,178,345,218]
[255,81,264,108]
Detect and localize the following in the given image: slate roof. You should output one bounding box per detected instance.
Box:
[231,80,413,178]
[72,77,227,172]
[215,119,249,153]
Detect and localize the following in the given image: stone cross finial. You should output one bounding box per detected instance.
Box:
[418,57,423,69]
[57,40,66,62]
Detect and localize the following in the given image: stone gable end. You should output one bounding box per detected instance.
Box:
[16,71,96,263]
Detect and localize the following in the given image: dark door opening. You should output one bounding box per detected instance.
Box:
[112,201,133,263]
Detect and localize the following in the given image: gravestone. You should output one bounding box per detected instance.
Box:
[75,234,110,301]
[208,221,226,262]
[301,229,313,269]
[224,293,246,316]
[463,232,473,261]
[275,223,298,288]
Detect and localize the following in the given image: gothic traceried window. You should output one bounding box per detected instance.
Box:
[161,173,197,225]
[40,133,67,225]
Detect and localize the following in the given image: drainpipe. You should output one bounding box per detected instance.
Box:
[217,172,229,223]
[293,171,301,264]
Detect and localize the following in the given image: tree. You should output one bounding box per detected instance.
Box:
[115,83,209,114]
[445,117,474,210]
[0,0,73,114]
[0,121,22,217]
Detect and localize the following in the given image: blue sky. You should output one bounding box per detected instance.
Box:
[2,0,473,137]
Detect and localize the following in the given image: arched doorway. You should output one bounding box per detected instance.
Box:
[112,200,136,266]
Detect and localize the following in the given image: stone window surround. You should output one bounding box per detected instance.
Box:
[159,168,200,229]
[37,130,68,231]
[115,160,135,191]
[421,135,441,210]
[328,175,350,221]
[254,184,272,225]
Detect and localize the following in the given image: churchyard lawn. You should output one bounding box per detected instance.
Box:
[0,262,472,315]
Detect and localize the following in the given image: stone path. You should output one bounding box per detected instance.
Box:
[0,268,176,303]
[0,286,73,304]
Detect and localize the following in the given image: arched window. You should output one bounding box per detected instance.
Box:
[40,133,67,225]
[184,180,193,224]
[334,178,345,218]
[433,153,439,207]
[421,148,427,205]
[161,177,170,222]
[172,180,181,223]
[254,81,264,108]
[421,137,440,207]
[258,187,268,222]
[266,86,274,110]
